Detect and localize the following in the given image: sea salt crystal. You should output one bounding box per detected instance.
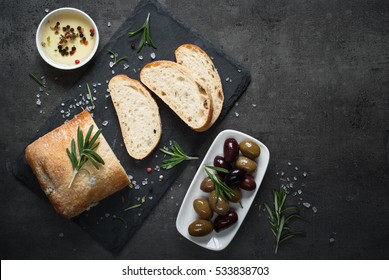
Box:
[159,175,164,181]
[123,63,130,70]
[329,238,335,243]
[252,104,257,107]
[105,213,110,218]
[138,55,143,61]
[102,120,108,126]
[154,165,160,172]
[61,103,65,106]
[36,99,41,106]
[59,232,64,238]
[298,189,302,195]
[111,70,115,75]
[281,172,284,176]
[312,206,317,213]
[235,112,239,117]
[109,61,115,68]
[293,176,298,181]
[39,87,43,92]
[107,21,111,27]
[45,8,49,13]
[238,69,242,73]
[303,202,311,208]
[92,83,97,87]
[229,79,232,83]
[150,52,156,59]
[60,110,64,114]
[142,179,148,186]
[295,166,299,171]
[288,162,292,166]
[303,172,307,177]
[226,77,230,82]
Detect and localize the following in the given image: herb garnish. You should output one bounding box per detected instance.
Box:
[108,50,128,66]
[204,165,235,200]
[66,125,105,188]
[29,73,46,88]
[128,12,157,52]
[160,141,198,169]
[86,82,94,109]
[263,188,305,254]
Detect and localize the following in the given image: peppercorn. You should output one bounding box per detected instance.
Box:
[56,21,60,26]
[131,43,136,49]
[72,46,76,51]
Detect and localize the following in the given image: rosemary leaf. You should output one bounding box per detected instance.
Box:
[66,125,105,188]
[128,12,157,52]
[264,188,305,254]
[124,203,142,211]
[86,82,94,109]
[160,141,198,169]
[29,73,46,87]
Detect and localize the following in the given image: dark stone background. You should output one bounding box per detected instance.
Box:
[1,0,388,259]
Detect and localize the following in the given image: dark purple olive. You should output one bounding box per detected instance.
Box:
[214,211,238,232]
[224,169,246,185]
[213,155,232,178]
[224,138,239,163]
[237,174,257,191]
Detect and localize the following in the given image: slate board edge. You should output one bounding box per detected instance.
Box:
[11,0,252,254]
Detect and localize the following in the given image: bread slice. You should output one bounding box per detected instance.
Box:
[25,110,130,218]
[140,60,212,132]
[109,75,162,160]
[175,44,224,131]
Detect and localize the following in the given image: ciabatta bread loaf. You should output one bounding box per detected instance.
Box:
[109,75,162,160]
[25,110,130,219]
[140,60,213,132]
[175,44,224,131]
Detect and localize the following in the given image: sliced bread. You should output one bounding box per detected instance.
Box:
[175,44,224,131]
[140,60,213,131]
[108,75,162,160]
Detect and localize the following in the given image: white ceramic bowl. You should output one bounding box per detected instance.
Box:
[36,8,99,70]
[176,130,270,250]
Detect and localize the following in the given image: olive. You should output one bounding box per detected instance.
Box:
[209,190,229,215]
[213,155,232,178]
[193,198,213,220]
[214,211,238,232]
[200,177,215,192]
[224,169,246,185]
[235,155,257,174]
[228,185,242,203]
[188,219,213,236]
[239,139,261,159]
[237,174,257,191]
[224,138,239,163]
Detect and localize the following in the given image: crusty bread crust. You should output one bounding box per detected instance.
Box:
[140,60,213,132]
[25,110,130,219]
[109,75,162,160]
[175,44,224,131]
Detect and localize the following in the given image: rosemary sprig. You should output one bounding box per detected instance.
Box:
[29,73,46,87]
[263,188,305,254]
[86,82,94,109]
[124,203,142,211]
[108,50,128,66]
[66,125,105,188]
[128,12,157,52]
[204,165,235,200]
[160,141,198,169]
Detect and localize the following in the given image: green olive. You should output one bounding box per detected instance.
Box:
[239,139,261,159]
[193,198,213,220]
[228,185,242,203]
[200,177,215,192]
[209,190,229,215]
[235,155,257,174]
[188,219,213,236]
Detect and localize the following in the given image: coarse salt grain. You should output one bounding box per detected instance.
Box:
[138,55,143,61]
[107,21,111,27]
[303,202,311,208]
[102,120,108,126]
[312,206,317,213]
[150,52,156,59]
[235,112,239,117]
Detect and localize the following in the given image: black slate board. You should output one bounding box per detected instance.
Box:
[12,0,251,253]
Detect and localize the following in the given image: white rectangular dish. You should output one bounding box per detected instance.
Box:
[176,129,270,250]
